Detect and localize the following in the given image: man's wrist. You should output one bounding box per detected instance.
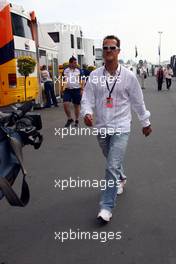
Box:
[143,124,151,128]
[141,119,150,128]
[85,113,92,117]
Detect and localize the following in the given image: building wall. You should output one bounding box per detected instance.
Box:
[83,38,95,66]
[95,48,103,68]
[41,23,98,67]
[41,23,85,66]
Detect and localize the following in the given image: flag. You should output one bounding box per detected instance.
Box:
[135,46,138,58]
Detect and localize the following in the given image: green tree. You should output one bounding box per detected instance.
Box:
[17,56,37,101]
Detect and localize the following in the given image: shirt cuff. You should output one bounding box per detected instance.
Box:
[141,119,151,128]
[81,108,93,118]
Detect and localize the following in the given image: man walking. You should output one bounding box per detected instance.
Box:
[81,35,152,223]
[139,66,147,89]
[156,66,164,91]
[63,57,82,127]
[164,64,173,90]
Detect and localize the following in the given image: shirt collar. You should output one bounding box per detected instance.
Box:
[103,63,121,77]
[69,67,77,72]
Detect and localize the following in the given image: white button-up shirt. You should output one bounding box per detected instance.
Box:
[81,65,151,133]
[63,67,81,89]
[164,68,173,79]
[41,70,52,83]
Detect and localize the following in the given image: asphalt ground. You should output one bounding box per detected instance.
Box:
[1,76,176,264]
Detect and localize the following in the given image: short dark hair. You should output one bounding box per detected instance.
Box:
[69,56,77,63]
[103,35,120,48]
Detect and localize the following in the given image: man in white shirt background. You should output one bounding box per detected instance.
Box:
[63,57,82,127]
[164,64,173,90]
[81,35,152,223]
[139,66,147,89]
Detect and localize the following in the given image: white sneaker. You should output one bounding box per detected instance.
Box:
[97,209,112,223]
[117,179,127,195]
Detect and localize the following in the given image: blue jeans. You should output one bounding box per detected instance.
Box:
[97,132,129,212]
[44,81,58,107]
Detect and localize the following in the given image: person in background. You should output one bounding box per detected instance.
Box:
[139,66,147,89]
[147,67,149,77]
[136,67,140,75]
[82,64,90,76]
[164,64,173,90]
[81,64,90,82]
[41,65,58,108]
[63,57,82,127]
[151,65,155,76]
[156,65,164,91]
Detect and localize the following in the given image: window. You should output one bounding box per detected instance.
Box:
[77,37,82,49]
[95,48,103,60]
[71,34,74,49]
[11,13,32,39]
[39,49,46,57]
[78,55,83,67]
[8,73,17,88]
[48,32,60,43]
[15,49,36,59]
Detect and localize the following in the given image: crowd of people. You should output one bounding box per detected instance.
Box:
[40,58,175,112]
[40,60,93,124]
[155,64,173,91]
[136,64,174,91]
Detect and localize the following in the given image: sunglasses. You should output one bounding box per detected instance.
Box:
[103,46,120,51]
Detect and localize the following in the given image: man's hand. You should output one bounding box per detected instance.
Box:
[84,114,93,127]
[142,125,152,137]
